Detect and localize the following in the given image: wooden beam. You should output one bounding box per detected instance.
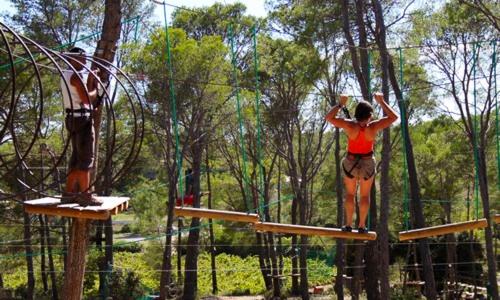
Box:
[25,204,110,220]
[24,197,129,220]
[253,222,377,240]
[174,207,259,223]
[399,219,488,241]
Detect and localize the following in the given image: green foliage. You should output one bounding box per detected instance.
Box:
[390,285,425,299]
[128,177,168,234]
[113,242,143,253]
[172,2,260,42]
[6,0,97,46]
[107,269,146,300]
[267,0,343,45]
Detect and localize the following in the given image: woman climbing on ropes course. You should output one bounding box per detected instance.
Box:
[326,93,398,233]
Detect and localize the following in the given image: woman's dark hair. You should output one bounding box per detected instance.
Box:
[354,101,373,122]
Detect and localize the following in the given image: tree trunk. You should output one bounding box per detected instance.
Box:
[334,129,345,300]
[443,202,457,298]
[62,1,122,298]
[277,159,284,280]
[103,218,113,296]
[159,182,177,300]
[177,218,183,283]
[62,218,68,272]
[205,147,218,294]
[38,149,48,294]
[265,227,280,297]
[38,215,48,293]
[377,40,392,300]
[340,3,380,296]
[44,215,58,300]
[476,147,499,300]
[183,139,203,300]
[291,197,299,295]
[351,243,364,300]
[394,68,437,300]
[23,212,35,300]
[91,0,121,173]
[298,194,309,300]
[364,187,380,300]
[370,1,437,297]
[62,218,91,300]
[99,86,115,298]
[257,232,272,290]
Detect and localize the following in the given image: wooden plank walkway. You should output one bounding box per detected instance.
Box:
[24,196,129,220]
[399,219,488,241]
[254,222,377,240]
[174,207,259,223]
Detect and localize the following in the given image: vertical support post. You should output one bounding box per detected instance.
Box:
[229,24,252,212]
[492,40,499,190]
[162,3,183,203]
[398,47,410,231]
[252,25,265,216]
[62,218,91,300]
[472,42,481,220]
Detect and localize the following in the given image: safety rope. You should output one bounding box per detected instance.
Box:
[228,24,252,212]
[472,42,480,220]
[162,3,183,202]
[252,25,265,217]
[492,40,499,190]
[398,48,410,231]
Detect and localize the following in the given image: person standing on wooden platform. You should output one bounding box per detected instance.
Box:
[326,93,398,233]
[61,47,102,206]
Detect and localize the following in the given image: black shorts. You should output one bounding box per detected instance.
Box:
[65,116,94,171]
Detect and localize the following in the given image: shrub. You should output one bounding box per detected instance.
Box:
[108,269,146,300]
[113,242,143,253]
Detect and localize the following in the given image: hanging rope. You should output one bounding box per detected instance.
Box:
[398,48,411,231]
[472,42,481,221]
[252,25,265,217]
[492,40,499,190]
[228,24,252,212]
[162,3,184,203]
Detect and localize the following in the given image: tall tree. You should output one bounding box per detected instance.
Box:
[7,0,97,47]
[267,2,350,297]
[128,27,230,299]
[61,1,122,299]
[411,1,499,297]
[259,36,332,299]
[458,0,499,32]
[370,0,438,298]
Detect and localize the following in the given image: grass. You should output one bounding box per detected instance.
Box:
[2,250,336,298]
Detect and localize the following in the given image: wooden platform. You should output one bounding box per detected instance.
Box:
[174,207,259,223]
[399,219,488,241]
[254,222,377,240]
[24,196,129,220]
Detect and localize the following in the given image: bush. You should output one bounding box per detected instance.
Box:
[390,285,424,299]
[108,269,146,300]
[120,224,132,233]
[113,242,143,253]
